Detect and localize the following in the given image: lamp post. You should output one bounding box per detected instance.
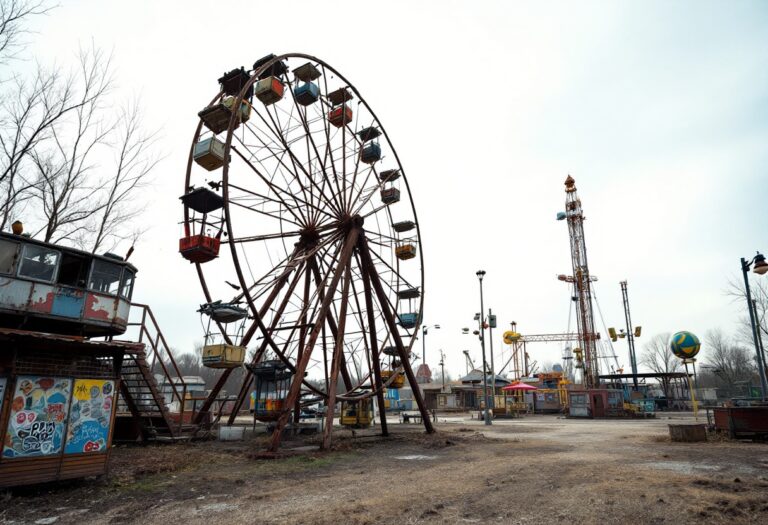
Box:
[476,270,491,425]
[741,251,768,401]
[421,323,441,371]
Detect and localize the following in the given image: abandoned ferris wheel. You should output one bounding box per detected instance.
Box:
[179,53,434,451]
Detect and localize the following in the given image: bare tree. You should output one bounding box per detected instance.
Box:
[88,100,160,253]
[0,60,104,230]
[0,0,50,69]
[726,276,768,352]
[703,328,757,396]
[639,332,680,397]
[26,45,114,244]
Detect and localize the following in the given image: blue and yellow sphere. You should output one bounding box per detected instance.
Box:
[670,331,701,359]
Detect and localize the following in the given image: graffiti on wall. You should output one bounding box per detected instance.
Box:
[64,379,114,454]
[3,376,71,458]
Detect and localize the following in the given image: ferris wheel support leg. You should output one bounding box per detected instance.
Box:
[360,254,389,436]
[226,259,306,425]
[309,258,355,392]
[213,259,297,426]
[268,227,361,452]
[358,237,435,434]
[322,262,352,450]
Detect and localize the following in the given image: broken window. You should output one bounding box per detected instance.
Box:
[57,253,90,288]
[18,244,60,282]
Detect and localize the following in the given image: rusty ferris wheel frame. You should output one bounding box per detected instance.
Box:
[182,53,434,450]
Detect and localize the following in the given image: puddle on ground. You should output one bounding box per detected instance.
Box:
[645,461,720,475]
[394,455,436,460]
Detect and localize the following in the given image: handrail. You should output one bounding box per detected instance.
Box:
[127,302,189,418]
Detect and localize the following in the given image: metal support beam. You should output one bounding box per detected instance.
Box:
[268,226,360,451]
[359,236,434,434]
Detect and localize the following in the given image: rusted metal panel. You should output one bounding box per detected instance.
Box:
[115,298,130,328]
[714,407,768,436]
[28,283,55,314]
[84,292,117,323]
[0,277,32,311]
[51,286,85,319]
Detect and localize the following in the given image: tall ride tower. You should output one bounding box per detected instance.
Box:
[559,176,600,387]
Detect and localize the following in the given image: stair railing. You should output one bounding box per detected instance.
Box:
[125,303,190,428]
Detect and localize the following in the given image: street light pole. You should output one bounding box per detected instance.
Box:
[741,252,768,401]
[476,270,491,425]
[420,324,440,383]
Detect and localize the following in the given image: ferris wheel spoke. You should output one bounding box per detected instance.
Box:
[228,178,337,226]
[264,105,315,219]
[367,245,418,292]
[229,143,310,226]
[237,128,339,223]
[253,106,345,220]
[227,198,303,229]
[317,68,348,215]
[244,256,308,371]
[286,86,346,221]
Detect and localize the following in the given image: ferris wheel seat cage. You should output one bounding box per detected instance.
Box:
[293,82,320,106]
[179,234,220,263]
[255,77,285,106]
[198,301,249,323]
[180,187,224,214]
[218,67,252,98]
[252,54,288,79]
[193,137,229,171]
[198,97,252,135]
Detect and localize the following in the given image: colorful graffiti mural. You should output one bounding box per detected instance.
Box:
[3,376,71,458]
[64,379,114,454]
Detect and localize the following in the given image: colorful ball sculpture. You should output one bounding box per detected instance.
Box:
[669,331,701,359]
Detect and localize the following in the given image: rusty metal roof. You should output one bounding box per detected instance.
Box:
[0,327,144,353]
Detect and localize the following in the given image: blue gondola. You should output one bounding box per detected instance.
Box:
[294,82,320,106]
[398,313,419,329]
[360,143,381,164]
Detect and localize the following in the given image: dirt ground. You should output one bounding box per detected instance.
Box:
[1,413,767,524]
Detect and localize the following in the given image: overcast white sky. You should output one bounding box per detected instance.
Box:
[22,0,768,378]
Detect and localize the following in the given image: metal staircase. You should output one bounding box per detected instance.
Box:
[115,303,196,442]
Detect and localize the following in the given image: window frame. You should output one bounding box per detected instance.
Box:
[16,243,61,284]
[119,268,135,300]
[87,258,124,297]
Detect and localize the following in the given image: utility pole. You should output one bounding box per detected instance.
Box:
[439,349,446,392]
